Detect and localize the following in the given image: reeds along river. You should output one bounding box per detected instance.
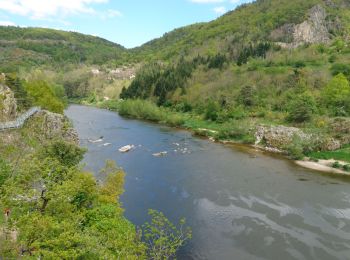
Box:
[66,104,350,260]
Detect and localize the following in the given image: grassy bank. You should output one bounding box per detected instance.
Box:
[86,99,256,144]
[308,145,350,163]
[89,99,350,165]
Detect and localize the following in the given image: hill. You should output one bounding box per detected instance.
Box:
[132,0,349,61]
[117,0,350,159]
[0,26,128,72]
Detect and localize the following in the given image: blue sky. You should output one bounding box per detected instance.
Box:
[0,0,253,48]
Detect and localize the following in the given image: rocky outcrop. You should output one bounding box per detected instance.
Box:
[255,125,311,149]
[330,118,350,145]
[271,5,332,48]
[0,85,17,122]
[293,5,330,44]
[34,110,79,144]
[255,125,341,152]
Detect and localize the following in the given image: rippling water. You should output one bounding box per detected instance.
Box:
[66,105,350,260]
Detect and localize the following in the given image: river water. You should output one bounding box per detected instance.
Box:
[65,105,350,260]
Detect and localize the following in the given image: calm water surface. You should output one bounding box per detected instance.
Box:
[65,105,350,260]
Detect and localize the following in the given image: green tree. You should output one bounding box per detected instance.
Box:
[143,209,192,260]
[322,74,350,116]
[25,80,65,113]
[287,93,317,123]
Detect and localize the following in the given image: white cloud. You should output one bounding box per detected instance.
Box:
[106,9,122,18]
[0,0,109,20]
[0,20,15,26]
[213,6,226,15]
[191,0,225,3]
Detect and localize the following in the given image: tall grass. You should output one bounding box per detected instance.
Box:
[116,99,255,143]
[118,99,186,126]
[308,145,350,163]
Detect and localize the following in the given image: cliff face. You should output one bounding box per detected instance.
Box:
[34,110,79,145]
[0,84,17,122]
[271,5,332,47]
[293,5,330,45]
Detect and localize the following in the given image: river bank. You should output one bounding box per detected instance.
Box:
[74,99,350,176]
[65,104,350,260]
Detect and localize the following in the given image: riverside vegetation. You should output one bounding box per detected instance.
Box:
[0,78,191,258]
[2,0,350,164]
[1,0,350,255]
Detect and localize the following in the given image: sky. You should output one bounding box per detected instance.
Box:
[0,0,253,48]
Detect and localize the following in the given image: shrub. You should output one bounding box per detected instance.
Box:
[284,135,305,160]
[205,101,220,121]
[41,141,86,167]
[287,93,317,123]
[25,80,65,113]
[343,164,350,172]
[331,64,350,77]
[238,86,256,107]
[332,161,341,169]
[321,73,350,116]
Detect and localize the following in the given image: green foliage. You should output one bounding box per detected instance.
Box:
[205,101,220,121]
[284,135,305,160]
[5,74,31,109]
[238,85,256,107]
[25,80,66,113]
[118,99,186,126]
[331,63,350,77]
[0,26,127,72]
[307,145,350,163]
[321,74,350,116]
[332,161,341,168]
[0,158,11,188]
[236,42,272,66]
[41,141,86,167]
[142,209,192,260]
[121,59,199,105]
[208,53,227,69]
[287,93,317,123]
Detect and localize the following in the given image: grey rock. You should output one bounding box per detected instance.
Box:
[0,85,17,121]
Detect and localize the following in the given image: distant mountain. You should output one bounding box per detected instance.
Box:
[0,26,128,72]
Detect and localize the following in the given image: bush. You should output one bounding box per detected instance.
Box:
[287,93,317,123]
[343,164,350,172]
[321,73,350,115]
[204,101,220,121]
[284,135,305,160]
[142,210,192,260]
[25,80,66,113]
[331,64,350,77]
[238,86,256,107]
[332,161,341,169]
[41,141,86,167]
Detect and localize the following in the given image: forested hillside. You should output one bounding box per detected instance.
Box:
[131,0,349,61]
[0,0,350,160]
[0,27,128,72]
[118,0,350,161]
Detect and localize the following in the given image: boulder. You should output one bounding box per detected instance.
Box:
[255,125,311,149]
[34,110,79,144]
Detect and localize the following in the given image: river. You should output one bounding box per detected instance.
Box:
[65,105,350,260]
